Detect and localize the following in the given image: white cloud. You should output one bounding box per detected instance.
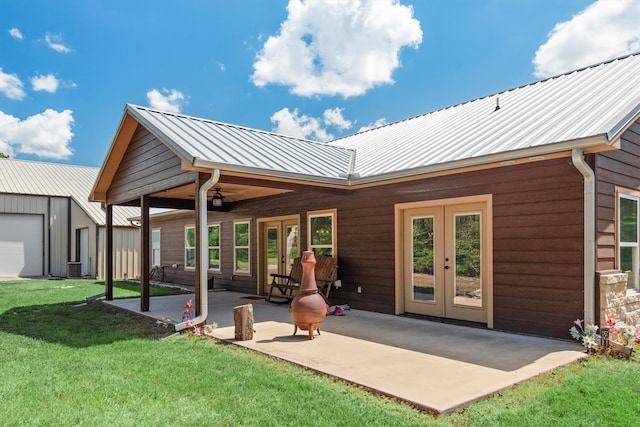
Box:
[271,107,354,141]
[271,108,332,141]
[323,107,352,130]
[0,109,74,160]
[0,139,14,157]
[533,0,640,78]
[252,0,422,98]
[9,28,23,40]
[0,68,26,100]
[146,88,186,113]
[358,117,388,132]
[44,33,71,53]
[31,74,60,93]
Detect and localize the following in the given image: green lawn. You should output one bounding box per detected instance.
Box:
[1,279,639,426]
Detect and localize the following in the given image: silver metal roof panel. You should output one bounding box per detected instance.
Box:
[0,159,138,226]
[126,105,355,181]
[329,54,640,178]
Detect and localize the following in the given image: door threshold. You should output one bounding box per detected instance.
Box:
[401,313,487,330]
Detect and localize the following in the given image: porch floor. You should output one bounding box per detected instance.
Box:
[105,291,585,415]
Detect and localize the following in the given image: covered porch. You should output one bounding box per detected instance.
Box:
[91,104,352,327]
[106,291,585,415]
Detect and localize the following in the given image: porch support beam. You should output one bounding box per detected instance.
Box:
[105,204,114,301]
[140,194,150,312]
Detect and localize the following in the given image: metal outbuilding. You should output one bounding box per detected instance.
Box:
[0,159,140,279]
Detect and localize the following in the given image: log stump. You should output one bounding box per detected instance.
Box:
[233,303,254,341]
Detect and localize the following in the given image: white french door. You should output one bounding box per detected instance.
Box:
[403,200,490,324]
[260,217,299,294]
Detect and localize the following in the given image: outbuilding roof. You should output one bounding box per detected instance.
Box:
[0,159,138,226]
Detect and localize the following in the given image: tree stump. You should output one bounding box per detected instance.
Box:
[233,304,254,341]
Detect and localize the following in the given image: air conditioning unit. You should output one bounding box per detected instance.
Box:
[67,262,82,278]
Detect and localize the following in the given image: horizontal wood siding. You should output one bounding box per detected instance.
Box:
[108,126,196,205]
[595,119,640,271]
[150,157,585,338]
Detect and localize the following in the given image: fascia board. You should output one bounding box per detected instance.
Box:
[347,134,610,186]
[191,158,350,186]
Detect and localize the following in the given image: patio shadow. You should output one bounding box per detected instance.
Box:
[0,300,170,348]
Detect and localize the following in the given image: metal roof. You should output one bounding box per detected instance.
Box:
[95,53,640,194]
[126,105,356,183]
[0,159,138,226]
[330,53,640,181]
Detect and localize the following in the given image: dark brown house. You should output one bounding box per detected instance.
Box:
[91,54,640,338]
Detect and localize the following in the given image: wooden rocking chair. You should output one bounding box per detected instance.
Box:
[266,255,338,304]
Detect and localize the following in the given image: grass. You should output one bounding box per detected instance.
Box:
[1,280,639,426]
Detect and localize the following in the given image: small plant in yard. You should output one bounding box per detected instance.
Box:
[155,298,217,338]
[569,319,599,352]
[571,316,640,357]
[606,315,640,346]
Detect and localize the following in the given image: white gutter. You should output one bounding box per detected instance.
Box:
[571,149,596,325]
[174,168,220,331]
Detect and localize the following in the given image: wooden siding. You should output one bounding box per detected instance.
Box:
[595,119,640,271]
[150,157,585,338]
[107,126,196,205]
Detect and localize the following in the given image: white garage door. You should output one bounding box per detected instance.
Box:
[0,214,44,277]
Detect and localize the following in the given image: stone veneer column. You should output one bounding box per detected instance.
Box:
[597,270,640,326]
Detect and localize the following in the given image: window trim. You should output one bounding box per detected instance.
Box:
[233,219,251,275]
[184,223,221,272]
[307,209,337,257]
[617,189,640,292]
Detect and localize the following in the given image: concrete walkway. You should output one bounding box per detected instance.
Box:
[106,291,586,414]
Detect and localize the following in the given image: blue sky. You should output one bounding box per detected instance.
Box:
[1,0,639,167]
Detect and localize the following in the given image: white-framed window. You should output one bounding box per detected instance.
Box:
[308,209,336,256]
[151,229,161,267]
[185,224,221,271]
[234,220,251,274]
[619,193,639,291]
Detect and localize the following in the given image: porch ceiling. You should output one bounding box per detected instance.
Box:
[150,181,291,203]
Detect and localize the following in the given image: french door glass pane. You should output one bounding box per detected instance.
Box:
[285,225,298,274]
[454,213,482,307]
[267,226,279,278]
[412,216,435,301]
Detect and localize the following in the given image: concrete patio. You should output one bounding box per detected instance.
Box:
[106,290,586,415]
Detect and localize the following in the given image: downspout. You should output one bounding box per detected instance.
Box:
[174,168,219,331]
[571,149,595,325]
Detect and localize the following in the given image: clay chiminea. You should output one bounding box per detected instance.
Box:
[289,250,327,339]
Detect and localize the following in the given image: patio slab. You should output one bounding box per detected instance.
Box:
[106,291,586,414]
